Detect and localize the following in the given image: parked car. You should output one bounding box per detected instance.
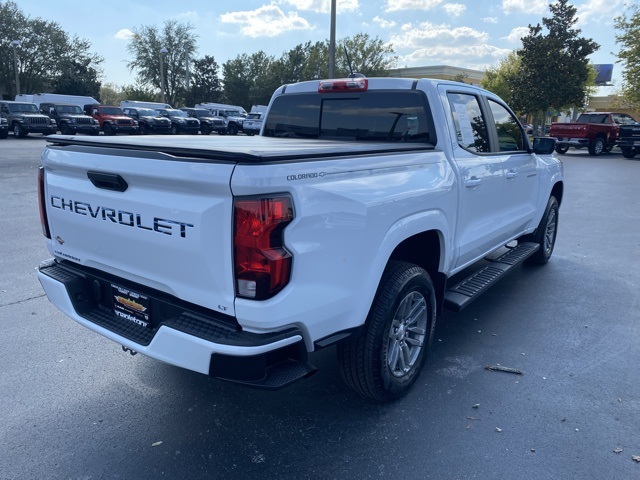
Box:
[242,112,264,136]
[39,102,100,136]
[0,116,8,139]
[0,100,57,138]
[195,103,246,135]
[180,107,226,135]
[121,108,172,135]
[155,108,200,135]
[84,104,138,135]
[617,123,640,159]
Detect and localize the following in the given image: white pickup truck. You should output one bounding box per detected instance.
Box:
[37,77,563,402]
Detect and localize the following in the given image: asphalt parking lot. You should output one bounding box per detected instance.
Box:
[1,135,640,480]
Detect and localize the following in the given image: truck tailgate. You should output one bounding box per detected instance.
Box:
[41,144,237,316]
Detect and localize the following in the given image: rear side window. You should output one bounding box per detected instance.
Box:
[447,93,489,153]
[263,91,435,144]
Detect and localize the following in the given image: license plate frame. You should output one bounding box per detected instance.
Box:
[111,283,151,328]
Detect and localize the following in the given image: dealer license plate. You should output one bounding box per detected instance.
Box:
[112,284,151,328]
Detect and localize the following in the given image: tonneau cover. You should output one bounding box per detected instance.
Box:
[45,134,435,163]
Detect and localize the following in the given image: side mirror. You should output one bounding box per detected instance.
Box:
[532,137,556,155]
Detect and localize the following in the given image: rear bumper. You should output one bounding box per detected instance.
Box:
[554,137,589,147]
[38,259,314,388]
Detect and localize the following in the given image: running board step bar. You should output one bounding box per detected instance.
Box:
[443,242,540,312]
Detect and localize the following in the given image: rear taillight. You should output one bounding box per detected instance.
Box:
[38,166,51,239]
[234,195,294,300]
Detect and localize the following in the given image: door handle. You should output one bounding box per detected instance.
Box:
[465,178,482,188]
[506,170,518,179]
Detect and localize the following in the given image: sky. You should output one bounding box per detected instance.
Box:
[10,0,633,93]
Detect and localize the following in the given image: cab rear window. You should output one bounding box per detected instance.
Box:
[263,91,436,144]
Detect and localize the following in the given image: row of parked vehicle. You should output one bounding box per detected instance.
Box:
[0,93,266,139]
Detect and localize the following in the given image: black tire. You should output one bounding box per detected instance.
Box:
[170,124,179,135]
[60,123,71,135]
[103,123,115,136]
[139,123,149,135]
[521,195,559,265]
[13,123,26,138]
[337,261,436,402]
[227,123,238,135]
[0,129,8,139]
[200,125,211,135]
[555,145,569,154]
[588,136,605,156]
[621,147,636,159]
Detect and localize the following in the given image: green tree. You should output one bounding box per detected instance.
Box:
[482,51,521,103]
[52,40,103,99]
[121,83,159,103]
[335,33,397,77]
[184,55,223,106]
[99,83,125,106]
[222,51,277,110]
[126,20,197,107]
[614,4,640,112]
[510,0,598,125]
[0,0,103,98]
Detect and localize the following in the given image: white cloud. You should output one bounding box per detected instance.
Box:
[114,29,134,40]
[390,21,512,70]
[373,16,397,28]
[389,22,489,49]
[176,11,199,22]
[576,0,624,25]
[443,3,466,17]
[399,43,512,69]
[280,0,359,14]
[220,5,312,37]
[503,26,530,43]
[483,17,498,23]
[385,0,444,13]
[502,0,547,15]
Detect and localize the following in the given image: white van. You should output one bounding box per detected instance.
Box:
[16,93,99,109]
[120,100,172,110]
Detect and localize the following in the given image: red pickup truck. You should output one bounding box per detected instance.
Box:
[548,112,637,156]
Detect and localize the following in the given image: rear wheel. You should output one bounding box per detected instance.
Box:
[227,123,238,135]
[521,195,559,265]
[555,145,569,154]
[588,137,605,156]
[337,261,436,402]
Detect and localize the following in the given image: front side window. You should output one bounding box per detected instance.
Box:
[447,93,489,153]
[488,99,525,152]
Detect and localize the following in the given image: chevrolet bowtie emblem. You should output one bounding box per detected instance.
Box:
[55,236,65,245]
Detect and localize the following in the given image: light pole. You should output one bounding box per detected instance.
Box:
[11,40,21,96]
[159,47,168,104]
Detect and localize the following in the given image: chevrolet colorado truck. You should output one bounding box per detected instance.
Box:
[548,112,637,156]
[37,77,563,402]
